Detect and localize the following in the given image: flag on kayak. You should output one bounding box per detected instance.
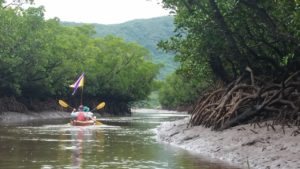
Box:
[70,73,84,95]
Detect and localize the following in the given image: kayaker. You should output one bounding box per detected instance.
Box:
[83,106,95,120]
[70,108,78,123]
[76,105,86,121]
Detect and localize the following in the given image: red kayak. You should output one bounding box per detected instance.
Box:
[71,120,95,126]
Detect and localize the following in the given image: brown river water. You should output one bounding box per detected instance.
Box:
[0,110,240,169]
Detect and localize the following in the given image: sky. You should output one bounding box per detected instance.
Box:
[32,0,171,25]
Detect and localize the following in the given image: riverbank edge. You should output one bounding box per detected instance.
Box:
[155,117,300,169]
[0,108,177,125]
[0,111,69,125]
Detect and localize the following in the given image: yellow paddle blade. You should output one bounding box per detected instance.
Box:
[96,102,105,110]
[58,100,69,108]
[95,121,103,125]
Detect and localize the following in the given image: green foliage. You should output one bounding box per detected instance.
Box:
[158,0,300,109]
[132,91,161,109]
[159,72,212,109]
[83,35,160,102]
[0,4,160,107]
[63,16,177,79]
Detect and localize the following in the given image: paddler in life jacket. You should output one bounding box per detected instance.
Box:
[76,105,86,121]
[70,105,95,125]
[83,106,96,121]
[70,108,78,123]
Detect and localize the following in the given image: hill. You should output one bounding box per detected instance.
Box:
[63,16,177,79]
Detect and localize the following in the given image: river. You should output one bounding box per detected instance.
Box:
[0,109,239,169]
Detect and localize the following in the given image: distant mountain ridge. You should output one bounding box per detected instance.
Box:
[62,16,176,79]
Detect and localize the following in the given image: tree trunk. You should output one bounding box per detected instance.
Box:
[208,0,247,74]
[209,54,230,83]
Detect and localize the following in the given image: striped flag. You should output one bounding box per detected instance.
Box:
[70,73,84,95]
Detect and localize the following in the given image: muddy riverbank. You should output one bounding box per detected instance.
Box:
[156,117,300,169]
[0,111,69,125]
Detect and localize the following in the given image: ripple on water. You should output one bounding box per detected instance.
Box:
[0,111,239,169]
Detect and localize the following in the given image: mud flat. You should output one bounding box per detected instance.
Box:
[0,111,69,125]
[156,117,300,169]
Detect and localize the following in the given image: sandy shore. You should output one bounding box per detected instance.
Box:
[156,117,300,169]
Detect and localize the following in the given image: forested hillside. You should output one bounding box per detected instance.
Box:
[63,16,176,79]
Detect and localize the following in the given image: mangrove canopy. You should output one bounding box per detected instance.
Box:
[0,2,160,114]
[159,0,300,130]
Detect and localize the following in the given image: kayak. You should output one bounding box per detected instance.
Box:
[71,120,96,126]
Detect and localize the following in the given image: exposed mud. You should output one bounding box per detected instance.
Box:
[0,111,69,126]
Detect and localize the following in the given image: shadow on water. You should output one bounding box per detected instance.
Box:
[0,110,241,169]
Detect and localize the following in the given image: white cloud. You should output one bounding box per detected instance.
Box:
[33,0,170,24]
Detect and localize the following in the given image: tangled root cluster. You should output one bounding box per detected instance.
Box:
[189,69,300,131]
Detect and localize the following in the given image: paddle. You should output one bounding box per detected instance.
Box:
[95,120,103,125]
[58,100,105,125]
[92,102,106,125]
[94,102,106,111]
[58,100,74,109]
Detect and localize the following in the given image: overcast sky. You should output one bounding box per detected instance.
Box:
[32,0,170,24]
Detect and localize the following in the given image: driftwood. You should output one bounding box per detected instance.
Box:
[188,68,300,131]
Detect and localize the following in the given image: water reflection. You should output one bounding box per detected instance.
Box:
[70,128,85,168]
[60,125,107,169]
[0,111,240,169]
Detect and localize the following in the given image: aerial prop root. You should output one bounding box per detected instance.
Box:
[189,70,300,131]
